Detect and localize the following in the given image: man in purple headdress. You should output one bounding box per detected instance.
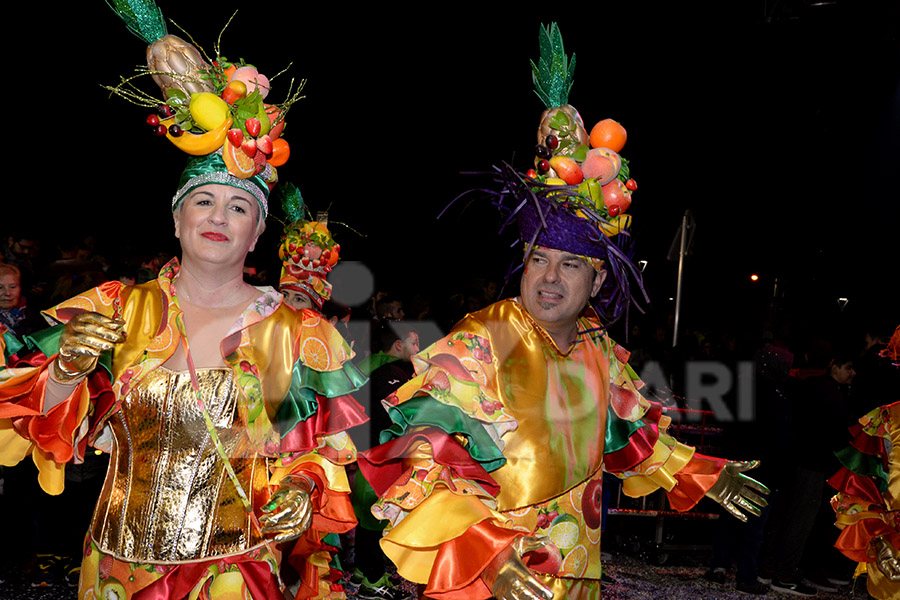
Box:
[355,23,769,600]
[355,202,769,599]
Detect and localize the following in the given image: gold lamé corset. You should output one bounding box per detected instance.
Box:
[90,367,270,562]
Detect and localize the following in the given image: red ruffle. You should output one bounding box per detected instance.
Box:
[603,403,664,473]
[425,520,520,600]
[280,393,368,454]
[848,422,885,456]
[828,467,884,505]
[357,429,500,498]
[132,551,285,600]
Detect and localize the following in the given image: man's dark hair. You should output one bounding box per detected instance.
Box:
[373,321,418,354]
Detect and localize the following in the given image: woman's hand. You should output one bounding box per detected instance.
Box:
[260,474,315,542]
[54,312,125,383]
[482,535,554,600]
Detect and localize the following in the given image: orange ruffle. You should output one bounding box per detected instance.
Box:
[834,518,900,563]
[424,520,520,600]
[288,461,357,534]
[666,452,727,512]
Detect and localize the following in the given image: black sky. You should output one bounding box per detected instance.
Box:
[10,1,899,339]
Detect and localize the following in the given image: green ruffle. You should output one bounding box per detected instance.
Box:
[275,359,367,434]
[835,444,889,492]
[380,396,507,472]
[2,328,24,359]
[604,403,646,455]
[24,324,113,375]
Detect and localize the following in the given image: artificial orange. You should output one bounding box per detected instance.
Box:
[589,119,627,152]
[268,138,290,167]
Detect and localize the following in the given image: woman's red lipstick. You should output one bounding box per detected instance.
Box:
[201,232,229,242]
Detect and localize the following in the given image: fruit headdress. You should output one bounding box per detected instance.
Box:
[276,183,340,309]
[490,23,647,325]
[104,0,304,217]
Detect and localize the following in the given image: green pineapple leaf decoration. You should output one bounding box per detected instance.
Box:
[530,23,576,109]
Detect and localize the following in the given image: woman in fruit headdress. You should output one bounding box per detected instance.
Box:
[829,325,900,600]
[0,3,366,599]
[276,183,342,314]
[357,23,768,600]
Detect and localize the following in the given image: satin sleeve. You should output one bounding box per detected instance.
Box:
[0,284,123,494]
[602,343,726,510]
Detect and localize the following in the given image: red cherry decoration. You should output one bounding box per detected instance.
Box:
[545,134,559,150]
[608,205,620,217]
[537,159,550,173]
[158,105,175,118]
[625,179,638,191]
[146,114,160,127]
[168,124,184,137]
[153,124,168,136]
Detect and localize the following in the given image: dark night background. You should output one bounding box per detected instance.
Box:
[8,1,899,346]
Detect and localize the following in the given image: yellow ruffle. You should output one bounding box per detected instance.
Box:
[621,436,695,497]
[270,452,350,493]
[380,487,506,584]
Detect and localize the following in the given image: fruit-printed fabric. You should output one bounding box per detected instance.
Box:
[830,401,900,600]
[0,258,368,599]
[357,298,727,600]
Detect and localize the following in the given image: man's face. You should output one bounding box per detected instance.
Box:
[831,361,856,385]
[9,237,37,259]
[519,247,605,334]
[399,332,420,361]
[383,301,404,321]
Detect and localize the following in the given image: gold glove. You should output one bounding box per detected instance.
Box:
[705,460,770,522]
[482,535,554,600]
[873,535,900,582]
[260,474,315,543]
[53,312,126,383]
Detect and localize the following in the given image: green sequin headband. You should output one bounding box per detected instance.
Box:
[172,153,270,217]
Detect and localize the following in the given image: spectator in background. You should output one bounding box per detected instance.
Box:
[350,320,420,600]
[0,262,42,338]
[758,344,857,595]
[374,295,405,322]
[852,318,900,415]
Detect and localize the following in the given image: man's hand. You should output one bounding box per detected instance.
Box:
[873,535,900,581]
[54,312,125,382]
[260,474,315,543]
[705,460,770,522]
[482,535,554,600]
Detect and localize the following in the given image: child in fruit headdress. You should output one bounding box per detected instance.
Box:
[0,3,367,600]
[356,23,769,600]
[276,183,341,313]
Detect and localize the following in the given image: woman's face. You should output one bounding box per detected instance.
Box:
[174,184,263,268]
[282,288,316,311]
[0,273,22,309]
